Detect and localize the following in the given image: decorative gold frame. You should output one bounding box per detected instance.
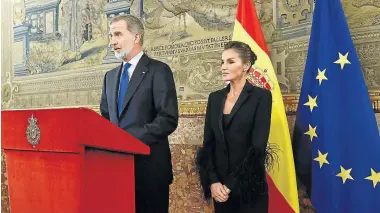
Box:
[177,92,380,117]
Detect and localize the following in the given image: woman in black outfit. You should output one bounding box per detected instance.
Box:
[197,41,274,213]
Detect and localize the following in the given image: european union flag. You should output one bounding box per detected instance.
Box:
[293,0,380,212]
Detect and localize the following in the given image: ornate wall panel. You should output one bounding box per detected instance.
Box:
[1,0,380,212]
[2,0,379,114]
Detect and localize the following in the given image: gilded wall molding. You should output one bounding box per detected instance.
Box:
[176,93,380,116]
[9,92,379,116]
[4,64,116,109]
[1,72,19,108]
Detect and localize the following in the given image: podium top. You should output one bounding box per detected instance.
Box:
[1,108,150,155]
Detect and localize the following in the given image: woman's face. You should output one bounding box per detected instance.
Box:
[221,49,250,82]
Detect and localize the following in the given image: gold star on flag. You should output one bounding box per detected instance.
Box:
[304,95,318,112]
[334,52,351,70]
[336,166,354,184]
[365,168,380,188]
[314,150,329,168]
[305,124,318,142]
[316,68,328,85]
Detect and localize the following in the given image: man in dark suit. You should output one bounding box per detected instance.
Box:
[100,14,178,213]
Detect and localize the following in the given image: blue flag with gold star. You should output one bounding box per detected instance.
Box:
[292,0,380,212]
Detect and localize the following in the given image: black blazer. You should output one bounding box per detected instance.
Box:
[198,81,272,203]
[100,54,179,190]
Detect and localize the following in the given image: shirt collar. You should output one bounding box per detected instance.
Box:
[123,51,144,67]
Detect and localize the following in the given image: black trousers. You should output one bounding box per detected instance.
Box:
[214,193,268,213]
[135,186,169,213]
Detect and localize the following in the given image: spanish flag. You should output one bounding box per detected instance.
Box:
[232,0,299,212]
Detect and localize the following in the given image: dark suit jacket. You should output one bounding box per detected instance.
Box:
[198,81,272,203]
[100,54,179,190]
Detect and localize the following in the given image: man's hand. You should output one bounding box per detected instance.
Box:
[211,182,229,202]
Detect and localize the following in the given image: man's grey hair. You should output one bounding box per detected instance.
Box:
[111,14,145,45]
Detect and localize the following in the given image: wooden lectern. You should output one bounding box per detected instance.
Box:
[1,108,149,213]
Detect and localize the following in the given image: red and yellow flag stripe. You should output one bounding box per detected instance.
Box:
[233,0,299,212]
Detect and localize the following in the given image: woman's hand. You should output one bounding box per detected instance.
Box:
[223,185,231,194]
[211,182,229,202]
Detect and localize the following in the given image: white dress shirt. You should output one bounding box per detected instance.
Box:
[118,51,144,96]
[122,51,144,81]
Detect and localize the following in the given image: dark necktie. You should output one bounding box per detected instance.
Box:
[118,63,131,116]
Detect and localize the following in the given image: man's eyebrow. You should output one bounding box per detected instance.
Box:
[109,31,122,35]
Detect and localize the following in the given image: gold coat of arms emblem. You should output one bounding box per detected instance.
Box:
[26,114,40,148]
[247,66,273,91]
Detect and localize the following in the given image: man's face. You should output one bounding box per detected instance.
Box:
[109,20,136,60]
